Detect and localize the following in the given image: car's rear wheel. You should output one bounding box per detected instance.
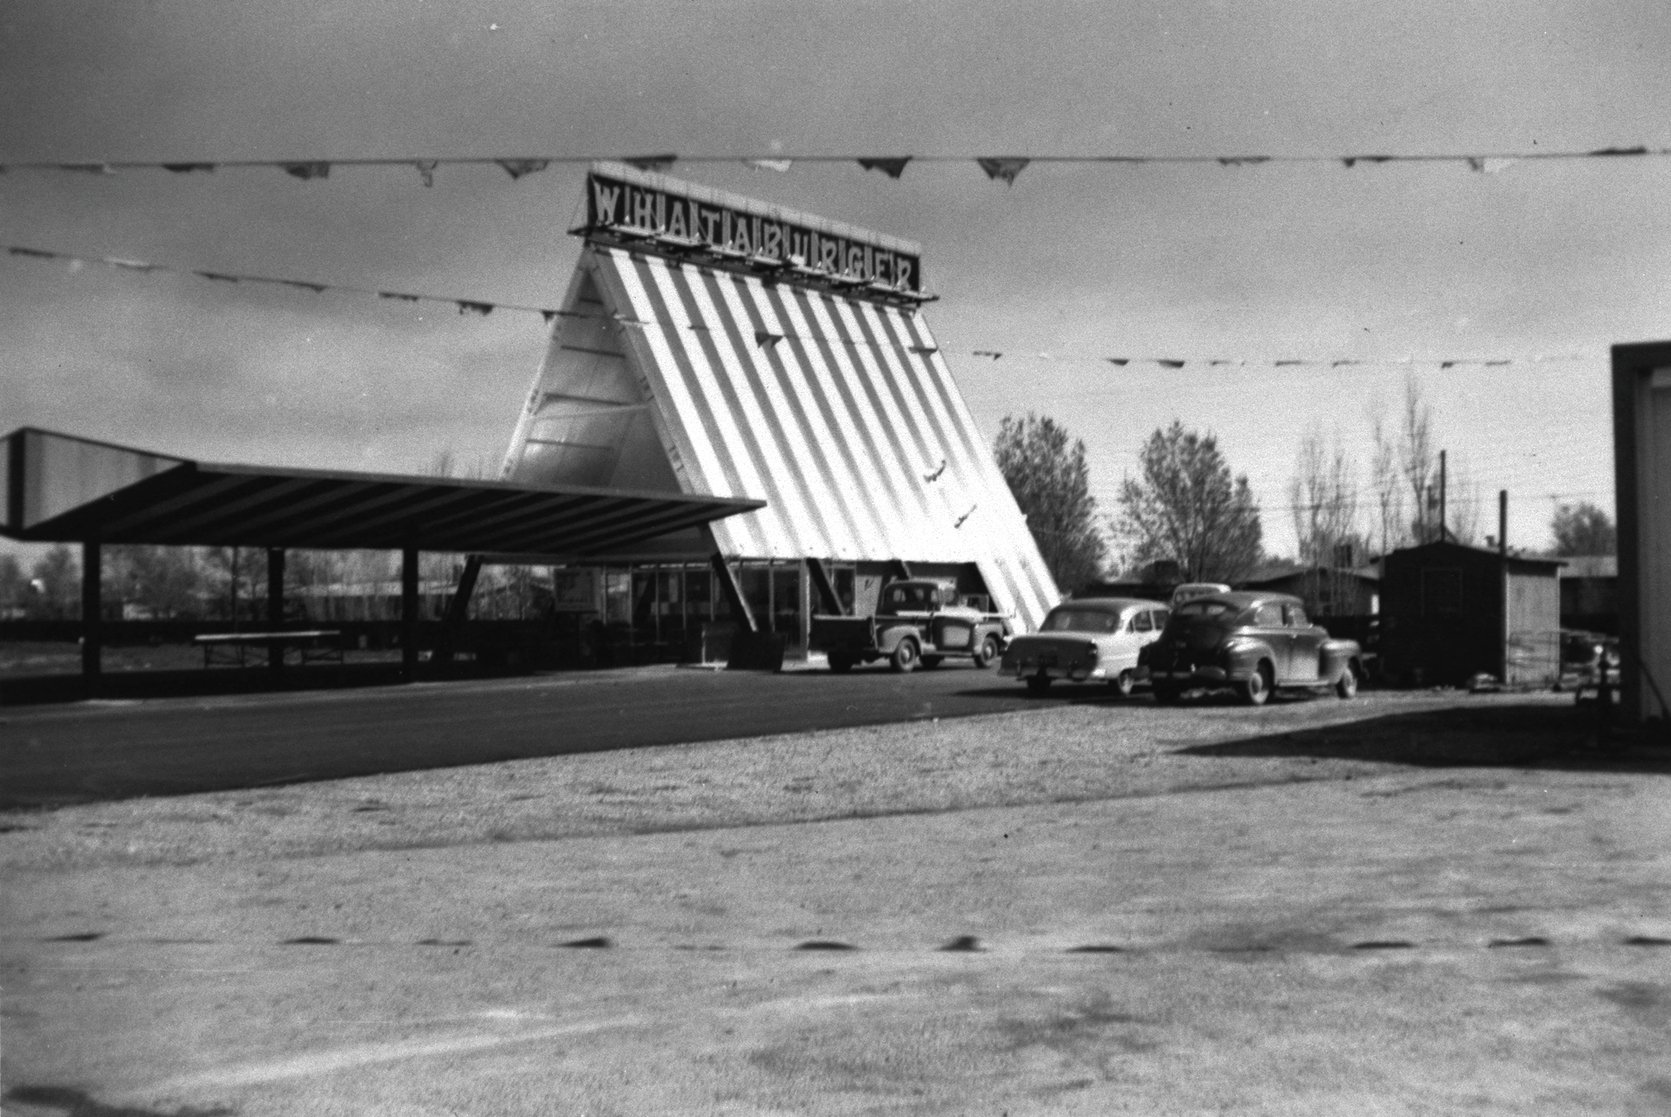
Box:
[1152,683,1182,705]
[1025,674,1052,694]
[1239,662,1274,706]
[921,654,944,669]
[1335,662,1358,699]
[1110,669,1136,698]
[972,633,1000,668]
[828,652,855,674]
[890,638,920,673]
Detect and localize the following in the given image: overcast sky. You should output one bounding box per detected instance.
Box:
[2,0,1667,566]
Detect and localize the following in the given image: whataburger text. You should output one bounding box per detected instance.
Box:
[588,172,921,293]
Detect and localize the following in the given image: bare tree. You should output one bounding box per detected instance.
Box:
[1397,374,1442,544]
[1367,403,1404,557]
[1288,425,1367,613]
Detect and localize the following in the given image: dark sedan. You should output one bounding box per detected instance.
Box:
[1139,591,1361,706]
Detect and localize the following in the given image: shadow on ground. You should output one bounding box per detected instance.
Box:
[4,1084,232,1117]
[1177,700,1671,774]
[0,660,562,707]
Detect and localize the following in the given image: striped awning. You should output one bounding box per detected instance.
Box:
[503,239,1060,631]
[2,427,762,556]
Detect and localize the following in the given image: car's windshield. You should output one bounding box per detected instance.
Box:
[1175,600,1235,619]
[1041,607,1121,634]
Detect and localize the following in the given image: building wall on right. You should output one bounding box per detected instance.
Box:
[1611,342,1671,723]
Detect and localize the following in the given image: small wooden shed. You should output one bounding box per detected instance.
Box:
[1380,540,1562,687]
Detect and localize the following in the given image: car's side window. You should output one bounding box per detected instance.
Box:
[1153,609,1170,628]
[1133,611,1153,633]
[1254,603,1283,626]
[1285,604,1309,627]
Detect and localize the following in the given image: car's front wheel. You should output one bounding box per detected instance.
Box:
[890,638,920,673]
[1025,674,1052,694]
[1152,682,1182,705]
[1335,662,1358,699]
[1110,669,1136,698]
[972,633,1000,668]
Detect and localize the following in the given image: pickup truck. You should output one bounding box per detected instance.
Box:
[811,579,1011,673]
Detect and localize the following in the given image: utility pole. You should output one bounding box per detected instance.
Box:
[1438,449,1448,543]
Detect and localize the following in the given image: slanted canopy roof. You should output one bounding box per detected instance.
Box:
[2,427,762,555]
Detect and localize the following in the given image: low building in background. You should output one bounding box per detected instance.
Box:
[1379,540,1562,688]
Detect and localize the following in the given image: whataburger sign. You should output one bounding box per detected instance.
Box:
[584,165,923,295]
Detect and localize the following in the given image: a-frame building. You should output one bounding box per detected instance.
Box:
[499,162,1058,653]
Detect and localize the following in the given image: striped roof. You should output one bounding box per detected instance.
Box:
[501,241,1059,631]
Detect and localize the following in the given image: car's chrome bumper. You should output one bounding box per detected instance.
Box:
[1147,666,1230,684]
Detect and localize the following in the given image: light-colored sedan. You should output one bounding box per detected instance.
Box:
[998,597,1171,696]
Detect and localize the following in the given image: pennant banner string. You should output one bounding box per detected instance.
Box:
[0,241,1592,369]
[0,147,1665,182]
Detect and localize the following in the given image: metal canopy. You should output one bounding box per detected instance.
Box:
[2,427,763,556]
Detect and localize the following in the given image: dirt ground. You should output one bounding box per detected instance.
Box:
[3,689,1669,1115]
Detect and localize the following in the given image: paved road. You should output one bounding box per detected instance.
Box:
[0,662,1087,807]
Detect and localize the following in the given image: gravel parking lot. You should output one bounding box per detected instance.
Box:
[3,688,1669,1115]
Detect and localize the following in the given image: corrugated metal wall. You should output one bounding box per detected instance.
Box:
[502,245,1059,631]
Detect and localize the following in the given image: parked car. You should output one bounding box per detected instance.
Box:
[998,597,1170,696]
[1139,591,1362,706]
[1169,582,1231,608]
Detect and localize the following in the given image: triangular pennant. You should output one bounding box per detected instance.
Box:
[972,350,1002,360]
[282,162,331,181]
[1106,358,1129,367]
[1274,359,1304,366]
[279,279,328,294]
[497,159,549,180]
[754,330,783,348]
[1216,156,1271,167]
[625,154,677,172]
[107,258,156,273]
[10,246,58,259]
[541,310,557,324]
[196,271,240,283]
[746,158,793,172]
[1467,157,1518,174]
[1589,145,1648,157]
[457,300,494,317]
[61,163,113,174]
[1156,359,1185,369]
[162,163,217,174]
[858,157,911,179]
[414,160,438,187]
[976,157,1029,185]
[379,291,421,303]
[1341,155,1394,169]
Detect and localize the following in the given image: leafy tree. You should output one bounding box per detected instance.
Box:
[1550,501,1616,556]
[29,543,81,619]
[104,545,203,619]
[993,413,1107,593]
[1116,421,1263,584]
[0,553,25,617]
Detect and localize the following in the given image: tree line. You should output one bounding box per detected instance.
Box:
[995,374,1616,597]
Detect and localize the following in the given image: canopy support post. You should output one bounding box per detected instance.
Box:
[81,539,102,696]
[402,548,420,683]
